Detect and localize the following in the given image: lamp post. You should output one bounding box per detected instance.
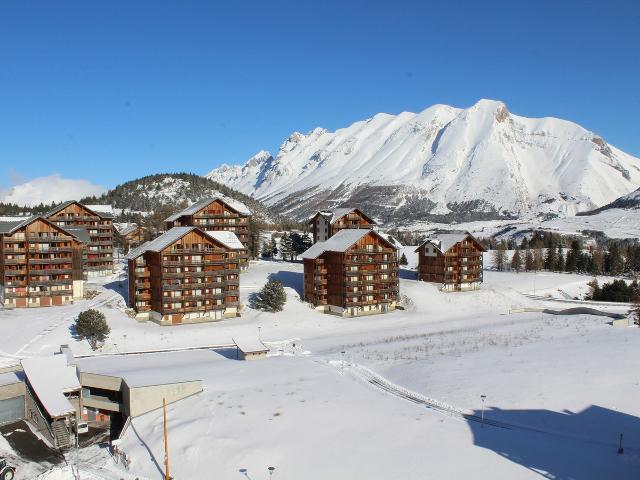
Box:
[341,351,346,373]
[258,326,262,341]
[268,466,276,477]
[480,394,487,428]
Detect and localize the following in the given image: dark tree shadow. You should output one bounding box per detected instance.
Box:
[268,271,303,296]
[102,279,128,297]
[467,405,640,479]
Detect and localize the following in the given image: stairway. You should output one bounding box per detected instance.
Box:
[52,420,72,448]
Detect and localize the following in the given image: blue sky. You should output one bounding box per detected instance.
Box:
[1,0,639,191]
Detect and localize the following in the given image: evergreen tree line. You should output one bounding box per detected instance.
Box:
[586,278,640,303]
[261,232,313,261]
[491,237,640,276]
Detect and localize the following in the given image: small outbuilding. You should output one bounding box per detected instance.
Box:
[233,337,269,360]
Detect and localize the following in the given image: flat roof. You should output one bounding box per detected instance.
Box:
[233,337,269,354]
[77,350,216,388]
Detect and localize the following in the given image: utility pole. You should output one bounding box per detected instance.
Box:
[164,398,170,480]
[480,394,487,428]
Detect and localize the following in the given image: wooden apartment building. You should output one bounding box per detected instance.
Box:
[126,226,240,325]
[45,201,114,277]
[302,229,399,317]
[165,196,251,269]
[0,216,85,308]
[308,208,376,243]
[113,223,147,253]
[415,232,486,291]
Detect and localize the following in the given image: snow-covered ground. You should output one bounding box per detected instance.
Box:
[1,259,638,479]
[403,206,640,240]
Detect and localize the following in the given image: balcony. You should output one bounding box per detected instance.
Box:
[162,281,225,290]
[3,248,26,254]
[165,248,220,255]
[29,279,72,286]
[4,269,27,276]
[29,246,72,253]
[136,293,151,300]
[29,268,72,275]
[27,289,72,297]
[27,235,71,243]
[135,270,151,278]
[29,258,72,265]
[3,259,27,265]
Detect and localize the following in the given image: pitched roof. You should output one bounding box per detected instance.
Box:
[233,336,269,354]
[0,215,36,234]
[204,230,245,250]
[165,194,251,222]
[44,200,114,219]
[378,232,403,250]
[414,232,486,253]
[21,355,80,418]
[114,222,140,236]
[63,226,92,244]
[125,226,232,260]
[308,208,376,226]
[0,215,87,243]
[301,229,392,259]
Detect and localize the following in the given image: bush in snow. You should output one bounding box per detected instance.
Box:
[75,309,111,350]
[252,279,287,312]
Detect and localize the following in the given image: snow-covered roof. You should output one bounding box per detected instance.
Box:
[308,208,376,226]
[21,355,80,418]
[165,194,251,222]
[0,215,36,234]
[44,201,114,219]
[378,232,403,250]
[233,337,269,354]
[415,232,485,254]
[114,222,140,236]
[125,227,195,260]
[84,204,115,216]
[205,230,245,250]
[302,229,391,259]
[0,216,87,244]
[125,226,234,260]
[77,350,211,388]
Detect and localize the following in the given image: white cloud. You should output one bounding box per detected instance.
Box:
[1,174,107,207]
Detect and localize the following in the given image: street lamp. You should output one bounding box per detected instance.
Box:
[268,466,276,477]
[239,468,248,477]
[341,351,346,373]
[480,394,487,428]
[258,326,262,341]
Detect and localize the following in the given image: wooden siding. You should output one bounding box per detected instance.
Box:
[303,230,399,314]
[417,235,484,290]
[1,218,83,307]
[47,202,113,275]
[165,198,250,266]
[128,229,240,323]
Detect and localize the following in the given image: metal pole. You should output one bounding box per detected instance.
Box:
[341,351,345,373]
[480,394,486,428]
[618,433,624,454]
[164,398,169,480]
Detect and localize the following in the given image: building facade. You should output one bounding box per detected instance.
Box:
[126,227,240,325]
[302,229,399,317]
[415,232,485,291]
[165,196,251,269]
[46,201,114,277]
[113,223,147,254]
[308,208,376,243]
[0,216,85,308]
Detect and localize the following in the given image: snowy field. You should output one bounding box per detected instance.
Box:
[0,258,638,479]
[403,207,640,240]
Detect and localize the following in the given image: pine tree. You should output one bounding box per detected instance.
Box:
[591,247,605,275]
[261,242,272,258]
[280,233,294,261]
[586,278,601,300]
[555,245,565,272]
[533,248,544,271]
[269,236,278,258]
[524,249,534,271]
[75,309,110,351]
[252,279,287,312]
[630,300,640,327]
[301,232,313,252]
[544,245,556,271]
[510,250,523,272]
[399,252,408,266]
[492,243,508,271]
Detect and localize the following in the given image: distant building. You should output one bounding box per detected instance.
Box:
[113,223,147,253]
[164,196,251,269]
[308,208,376,243]
[45,201,114,277]
[302,229,399,317]
[415,232,485,291]
[126,226,241,325]
[0,216,86,308]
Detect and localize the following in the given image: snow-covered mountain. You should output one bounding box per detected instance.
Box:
[206,99,640,224]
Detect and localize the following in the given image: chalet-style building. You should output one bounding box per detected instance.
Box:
[164,196,251,269]
[0,216,85,308]
[302,229,399,317]
[45,201,114,277]
[415,232,486,291]
[113,222,147,253]
[126,226,240,325]
[308,208,376,243]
